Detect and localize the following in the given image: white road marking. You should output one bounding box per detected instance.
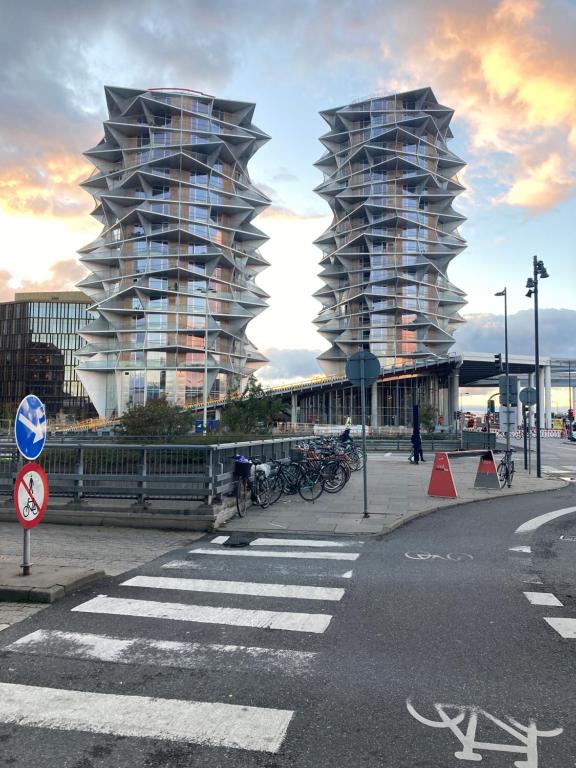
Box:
[8,630,317,674]
[523,592,563,607]
[121,575,345,601]
[211,535,229,544]
[406,700,562,765]
[341,570,354,579]
[72,595,332,634]
[249,538,357,548]
[184,548,359,561]
[543,617,576,638]
[515,506,576,534]
[509,546,531,553]
[0,624,8,632]
[0,682,293,753]
[522,579,543,585]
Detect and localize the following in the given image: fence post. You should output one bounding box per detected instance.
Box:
[207,447,214,505]
[75,445,84,502]
[139,446,147,505]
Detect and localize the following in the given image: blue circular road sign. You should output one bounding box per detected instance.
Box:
[14,395,47,460]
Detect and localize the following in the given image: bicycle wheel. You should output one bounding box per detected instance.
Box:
[497,460,507,486]
[268,471,284,505]
[298,468,324,502]
[508,460,515,487]
[235,478,247,517]
[282,463,302,495]
[322,461,347,493]
[255,474,271,509]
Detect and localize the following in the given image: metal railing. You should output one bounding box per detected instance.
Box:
[0,436,310,505]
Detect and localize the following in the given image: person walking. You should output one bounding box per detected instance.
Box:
[410,428,425,464]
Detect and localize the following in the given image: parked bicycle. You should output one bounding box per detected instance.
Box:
[234,457,272,517]
[497,448,515,488]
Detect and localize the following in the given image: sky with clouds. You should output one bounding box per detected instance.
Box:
[1,0,575,384]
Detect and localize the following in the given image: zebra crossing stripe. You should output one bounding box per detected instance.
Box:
[184,548,359,561]
[8,630,317,675]
[544,617,576,638]
[523,592,563,607]
[122,575,344,601]
[249,538,359,548]
[0,682,293,753]
[72,595,332,634]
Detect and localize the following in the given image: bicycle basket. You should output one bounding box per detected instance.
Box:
[233,461,252,479]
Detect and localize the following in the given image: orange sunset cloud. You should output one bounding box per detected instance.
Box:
[388,0,576,211]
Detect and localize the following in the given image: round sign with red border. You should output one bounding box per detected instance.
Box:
[14,462,49,529]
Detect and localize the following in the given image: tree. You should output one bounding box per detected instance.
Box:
[220,376,282,434]
[119,397,195,438]
[418,402,438,433]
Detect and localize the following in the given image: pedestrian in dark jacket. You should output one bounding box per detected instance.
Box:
[410,429,425,464]
[339,427,353,445]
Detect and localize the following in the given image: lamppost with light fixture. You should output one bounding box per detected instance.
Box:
[494,287,510,455]
[525,256,549,478]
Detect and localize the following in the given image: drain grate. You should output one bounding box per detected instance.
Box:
[559,535,576,542]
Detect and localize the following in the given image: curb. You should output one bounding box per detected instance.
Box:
[0,569,105,604]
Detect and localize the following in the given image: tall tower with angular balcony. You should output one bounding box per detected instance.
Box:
[313,87,467,376]
[76,86,271,417]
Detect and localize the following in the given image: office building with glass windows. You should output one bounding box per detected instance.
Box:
[313,87,467,376]
[76,86,271,418]
[0,291,96,418]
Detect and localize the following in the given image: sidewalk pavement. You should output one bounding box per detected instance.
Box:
[222,452,568,535]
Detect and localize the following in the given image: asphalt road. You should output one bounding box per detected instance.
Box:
[0,485,575,767]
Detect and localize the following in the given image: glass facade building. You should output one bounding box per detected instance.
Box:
[314,87,467,375]
[0,292,96,418]
[76,86,271,418]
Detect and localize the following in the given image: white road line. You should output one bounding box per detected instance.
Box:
[544,617,576,638]
[0,682,293,753]
[249,538,358,548]
[509,546,531,553]
[121,575,345,601]
[523,592,564,607]
[8,630,317,674]
[341,570,354,579]
[515,506,576,534]
[184,548,359,561]
[0,624,8,632]
[211,535,229,544]
[72,595,332,634]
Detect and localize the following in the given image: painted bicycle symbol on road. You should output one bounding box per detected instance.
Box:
[404,552,474,562]
[407,699,563,767]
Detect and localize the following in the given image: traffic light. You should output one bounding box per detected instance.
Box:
[494,353,502,372]
[487,399,495,414]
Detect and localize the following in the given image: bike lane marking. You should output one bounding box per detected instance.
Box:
[515,506,576,534]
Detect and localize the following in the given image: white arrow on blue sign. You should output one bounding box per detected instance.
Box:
[14,395,47,460]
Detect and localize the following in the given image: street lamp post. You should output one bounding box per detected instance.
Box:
[494,288,510,455]
[525,256,549,478]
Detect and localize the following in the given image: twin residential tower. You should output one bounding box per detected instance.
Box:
[77,86,466,417]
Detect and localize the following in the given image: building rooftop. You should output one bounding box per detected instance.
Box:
[10,291,91,304]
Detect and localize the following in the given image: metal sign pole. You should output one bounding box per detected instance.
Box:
[22,529,31,576]
[360,357,369,518]
[523,406,528,470]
